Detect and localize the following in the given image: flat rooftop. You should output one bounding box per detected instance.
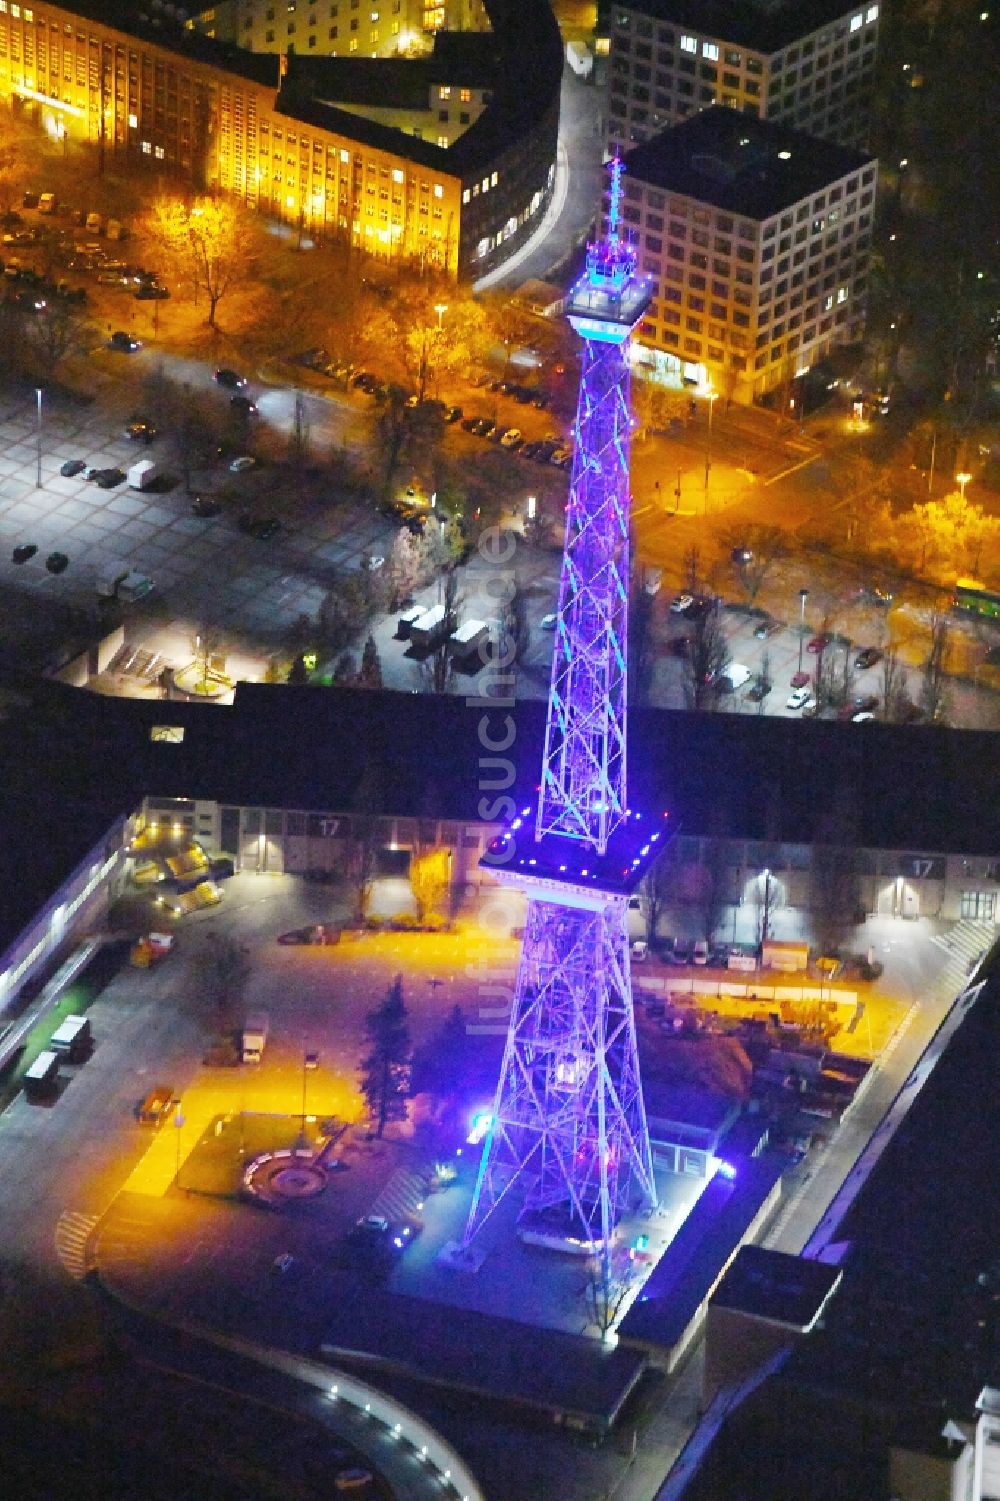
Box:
[624,107,874,219]
[710,1245,842,1330]
[321,1288,647,1432]
[614,0,872,54]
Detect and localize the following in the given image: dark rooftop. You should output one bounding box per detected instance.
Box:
[624,107,874,219]
[615,0,871,54]
[0,673,998,955]
[286,33,500,112]
[643,1083,740,1135]
[54,0,280,86]
[54,0,562,188]
[619,1155,785,1349]
[320,1286,647,1430]
[710,1245,842,1330]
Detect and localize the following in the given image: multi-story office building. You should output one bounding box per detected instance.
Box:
[0,0,560,278]
[606,0,881,155]
[196,0,489,61]
[621,107,876,400]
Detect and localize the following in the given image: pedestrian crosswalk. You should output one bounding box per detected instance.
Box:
[367,1167,429,1224]
[930,921,994,982]
[55,1211,98,1280]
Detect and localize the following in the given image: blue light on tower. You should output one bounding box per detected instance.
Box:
[463,159,660,1260]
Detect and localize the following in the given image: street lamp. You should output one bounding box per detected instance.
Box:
[699,382,718,508]
[172,1101,185,1187]
[302,1050,319,1125]
[956,471,971,499]
[35,386,43,488]
[434,301,448,330]
[526,494,537,521]
[797,588,809,676]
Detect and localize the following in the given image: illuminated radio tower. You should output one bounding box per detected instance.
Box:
[464,160,663,1256]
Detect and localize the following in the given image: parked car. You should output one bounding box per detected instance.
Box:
[444,406,463,423]
[125,419,157,442]
[191,494,222,518]
[715,662,751,691]
[807,632,831,654]
[11,543,37,564]
[500,427,523,449]
[94,467,126,489]
[45,551,69,573]
[214,367,246,389]
[746,677,771,701]
[540,612,558,630]
[670,593,694,615]
[787,685,815,710]
[59,458,86,477]
[754,617,784,639]
[230,394,257,415]
[692,940,709,966]
[855,646,883,669]
[238,513,280,539]
[837,693,879,721]
[229,455,257,473]
[108,329,141,352]
[134,283,170,300]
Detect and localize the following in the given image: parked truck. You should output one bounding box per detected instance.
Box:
[409,604,449,649]
[242,1012,269,1064]
[447,619,490,663]
[566,39,594,77]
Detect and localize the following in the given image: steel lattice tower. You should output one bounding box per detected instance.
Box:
[464,160,662,1257]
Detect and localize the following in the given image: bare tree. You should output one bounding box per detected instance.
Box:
[349,765,384,922]
[721,523,789,606]
[880,646,911,721]
[697,833,731,944]
[585,1246,641,1340]
[23,300,97,380]
[419,571,463,695]
[496,578,531,669]
[920,611,950,722]
[641,841,678,945]
[683,601,730,710]
[287,391,311,473]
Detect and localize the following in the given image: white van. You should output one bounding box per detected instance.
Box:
[127,458,159,490]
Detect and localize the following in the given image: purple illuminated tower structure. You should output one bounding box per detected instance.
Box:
[463,160,662,1256]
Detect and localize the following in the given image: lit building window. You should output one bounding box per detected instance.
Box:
[340,148,349,162]
[702,41,718,59]
[850,12,862,28]
[439,85,451,99]
[680,34,697,53]
[865,3,878,17]
[490,171,498,186]
[437,135,448,148]
[460,87,470,102]
[433,183,443,197]
[462,188,470,203]
[128,111,137,128]
[154,145,164,159]
[392,167,403,183]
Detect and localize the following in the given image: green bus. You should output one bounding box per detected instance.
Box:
[953,579,1000,620]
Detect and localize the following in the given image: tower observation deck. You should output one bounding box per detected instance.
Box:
[463,160,660,1261]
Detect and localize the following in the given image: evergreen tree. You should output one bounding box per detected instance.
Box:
[358,633,383,690]
[359,975,412,1137]
[332,651,356,685]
